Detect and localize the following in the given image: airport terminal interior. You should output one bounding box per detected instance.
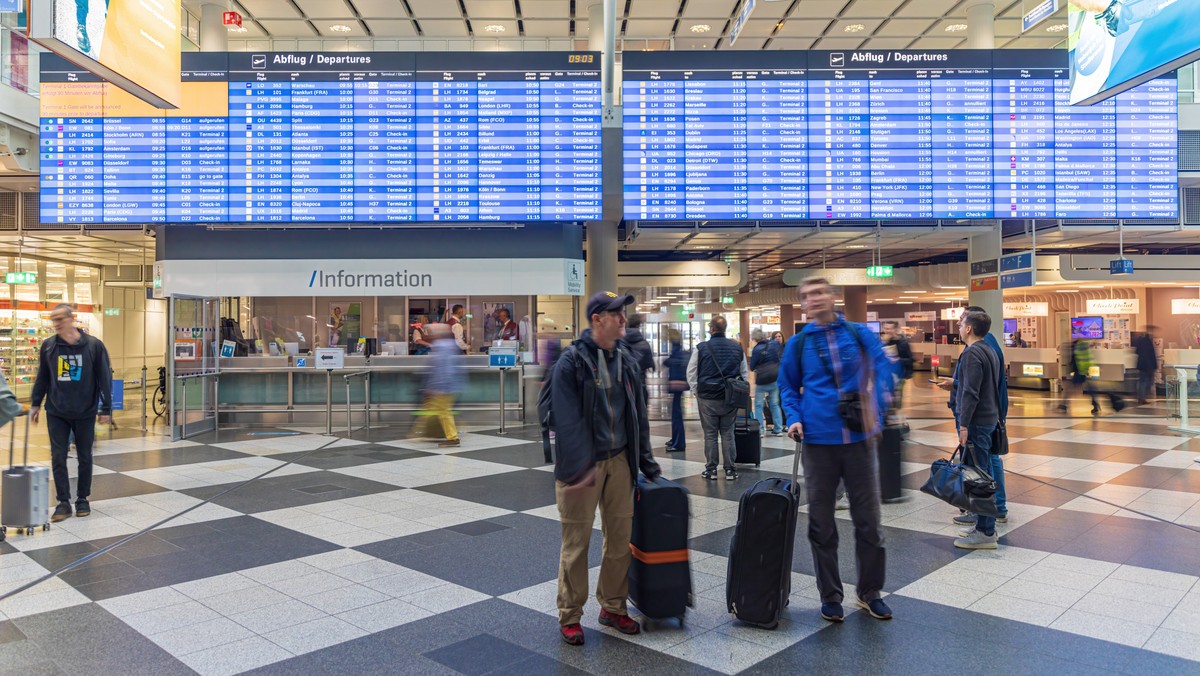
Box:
[1,0,1200,674]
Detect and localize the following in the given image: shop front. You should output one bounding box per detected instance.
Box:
[156,225,584,436]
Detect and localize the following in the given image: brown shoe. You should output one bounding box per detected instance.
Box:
[437,439,460,448]
[51,501,73,522]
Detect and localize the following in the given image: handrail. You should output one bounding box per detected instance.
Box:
[343,370,372,381]
[345,371,371,436]
[174,371,220,381]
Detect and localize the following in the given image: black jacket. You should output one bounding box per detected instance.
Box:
[887,336,914,380]
[624,329,655,374]
[693,335,746,400]
[32,332,113,420]
[550,330,660,484]
[1134,334,1157,373]
[955,341,1001,429]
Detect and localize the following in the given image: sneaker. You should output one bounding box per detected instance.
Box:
[820,602,844,622]
[598,609,640,635]
[702,469,718,481]
[997,513,1009,524]
[857,597,893,620]
[952,512,975,525]
[835,496,850,511]
[437,439,460,448]
[725,469,738,481]
[954,529,999,550]
[560,623,584,645]
[772,429,785,437]
[51,501,73,523]
[74,499,90,518]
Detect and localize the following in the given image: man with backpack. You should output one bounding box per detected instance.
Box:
[881,321,913,410]
[546,291,662,646]
[687,315,749,481]
[750,328,784,437]
[778,277,895,623]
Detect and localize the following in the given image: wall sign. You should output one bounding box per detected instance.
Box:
[159,258,586,297]
[941,307,965,321]
[905,311,937,322]
[1086,299,1139,315]
[1003,302,1049,318]
[1171,299,1200,315]
[1022,363,1045,377]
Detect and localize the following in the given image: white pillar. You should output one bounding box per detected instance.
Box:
[584,3,619,304]
[963,1,1002,344]
[200,3,229,52]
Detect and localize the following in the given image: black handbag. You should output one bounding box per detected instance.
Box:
[992,420,1009,456]
[920,444,999,517]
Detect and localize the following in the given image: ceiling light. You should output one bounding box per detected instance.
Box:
[846,245,868,249]
[1055,289,1080,293]
[945,23,968,32]
[483,24,506,33]
[896,301,913,305]
[1045,23,1068,33]
[690,24,711,33]
[875,298,894,301]
[1148,282,1176,285]
[329,24,352,32]
[227,25,247,33]
[843,23,865,33]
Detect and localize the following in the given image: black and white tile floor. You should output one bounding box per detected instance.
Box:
[2,410,1200,675]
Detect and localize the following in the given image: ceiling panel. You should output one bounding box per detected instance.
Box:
[768,37,817,50]
[624,18,677,38]
[1005,36,1066,49]
[873,18,935,37]
[419,19,470,36]
[776,19,832,38]
[861,36,914,49]
[681,0,735,20]
[257,19,317,37]
[521,19,570,37]
[627,0,682,19]
[407,0,463,19]
[894,0,958,18]
[995,17,1022,37]
[352,0,409,18]
[841,0,905,18]
[735,19,783,39]
[316,21,368,37]
[463,0,518,19]
[829,18,883,34]
[471,19,520,35]
[519,1,573,19]
[237,0,302,19]
[813,36,866,50]
[294,0,351,18]
[679,19,725,37]
[364,19,418,37]
[225,23,267,38]
[726,37,767,50]
[910,36,963,49]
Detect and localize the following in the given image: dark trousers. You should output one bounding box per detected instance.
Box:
[698,397,737,471]
[668,391,686,451]
[47,414,95,503]
[1138,370,1154,402]
[801,440,886,603]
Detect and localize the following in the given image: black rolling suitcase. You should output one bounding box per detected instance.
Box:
[733,409,761,467]
[879,419,908,502]
[628,475,693,624]
[726,442,801,629]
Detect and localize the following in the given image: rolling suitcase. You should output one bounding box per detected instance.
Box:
[879,419,907,503]
[733,409,762,467]
[1,413,50,540]
[628,475,692,624]
[726,442,801,629]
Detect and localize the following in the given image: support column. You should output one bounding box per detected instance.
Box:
[843,287,867,323]
[584,3,619,300]
[780,304,796,339]
[965,1,1003,345]
[738,310,750,350]
[200,3,229,52]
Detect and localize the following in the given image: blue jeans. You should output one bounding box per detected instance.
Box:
[754,382,784,435]
[967,423,1001,535]
[668,391,686,451]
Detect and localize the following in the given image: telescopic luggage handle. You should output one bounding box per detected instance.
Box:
[791,440,802,497]
[9,410,28,470]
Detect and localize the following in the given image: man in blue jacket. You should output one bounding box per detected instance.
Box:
[779,277,896,623]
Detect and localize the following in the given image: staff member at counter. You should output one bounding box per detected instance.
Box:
[447,305,471,353]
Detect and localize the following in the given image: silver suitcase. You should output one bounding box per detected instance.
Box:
[1,414,51,539]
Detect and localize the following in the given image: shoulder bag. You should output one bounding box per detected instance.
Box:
[920,443,999,517]
[702,342,750,410]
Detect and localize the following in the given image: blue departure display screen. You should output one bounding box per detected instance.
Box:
[622,50,1178,221]
[38,52,602,224]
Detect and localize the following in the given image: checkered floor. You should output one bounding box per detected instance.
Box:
[2,407,1200,674]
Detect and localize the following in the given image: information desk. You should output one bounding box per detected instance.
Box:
[214,356,522,427]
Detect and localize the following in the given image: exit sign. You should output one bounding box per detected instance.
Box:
[103,308,121,317]
[5,272,36,285]
[223,11,242,26]
[721,296,734,304]
[866,265,893,279]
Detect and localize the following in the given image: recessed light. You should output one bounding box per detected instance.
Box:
[846,245,868,249]
[483,24,506,33]
[844,23,865,33]
[1045,23,1068,33]
[227,25,248,33]
[945,23,968,32]
[690,24,711,33]
[1055,289,1080,293]
[896,301,913,305]
[329,24,352,32]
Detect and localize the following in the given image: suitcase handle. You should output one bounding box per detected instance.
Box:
[9,411,29,470]
[791,441,802,498]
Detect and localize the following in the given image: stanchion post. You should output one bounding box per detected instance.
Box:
[325,370,333,436]
[498,368,507,435]
[346,379,353,436]
[140,365,148,433]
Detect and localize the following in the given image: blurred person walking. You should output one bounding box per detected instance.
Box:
[663,330,690,453]
[421,324,465,448]
[1133,326,1158,404]
[749,329,785,437]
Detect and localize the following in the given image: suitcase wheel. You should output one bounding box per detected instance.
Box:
[43,524,50,532]
[784,599,790,607]
[761,621,779,630]
[756,463,761,468]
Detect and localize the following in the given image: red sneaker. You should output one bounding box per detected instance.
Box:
[560,623,584,645]
[598,609,641,635]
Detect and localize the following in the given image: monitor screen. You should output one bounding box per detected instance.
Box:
[39,51,603,224]
[1003,319,1017,334]
[622,49,1177,221]
[866,321,881,333]
[1071,316,1105,340]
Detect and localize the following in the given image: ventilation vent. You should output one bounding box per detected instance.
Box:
[1184,187,1200,226]
[1181,130,1200,172]
[0,192,16,230]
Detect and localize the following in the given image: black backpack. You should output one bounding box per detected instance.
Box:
[537,340,635,463]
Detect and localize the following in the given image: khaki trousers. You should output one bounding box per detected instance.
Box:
[555,451,634,626]
[420,393,458,441]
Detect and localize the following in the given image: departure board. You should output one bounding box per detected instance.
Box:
[38,52,602,224]
[623,50,1178,221]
